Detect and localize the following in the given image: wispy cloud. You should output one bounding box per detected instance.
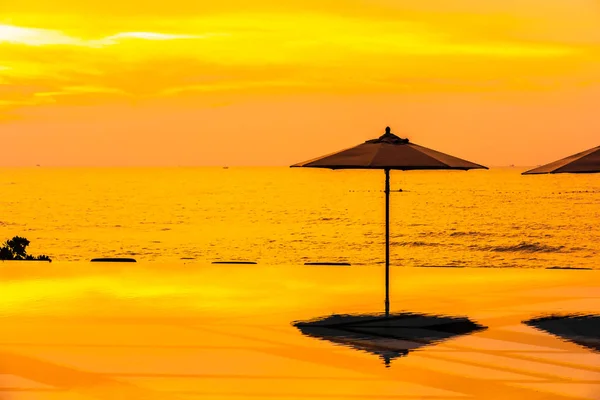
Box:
[33,85,129,98]
[159,80,311,96]
[0,24,223,47]
[101,32,219,42]
[0,10,597,121]
[0,24,80,46]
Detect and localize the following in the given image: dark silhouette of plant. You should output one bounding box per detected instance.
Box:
[5,236,29,259]
[0,236,52,262]
[0,246,12,260]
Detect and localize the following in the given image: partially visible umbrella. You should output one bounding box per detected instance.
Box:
[293,313,486,366]
[524,314,600,352]
[291,127,488,316]
[522,145,600,175]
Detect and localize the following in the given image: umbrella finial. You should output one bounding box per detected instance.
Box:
[365,126,408,144]
[365,126,409,144]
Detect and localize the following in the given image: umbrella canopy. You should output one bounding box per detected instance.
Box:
[291,127,488,316]
[522,145,600,175]
[524,314,600,352]
[292,127,487,170]
[293,313,486,366]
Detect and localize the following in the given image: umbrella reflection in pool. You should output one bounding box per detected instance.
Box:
[524,314,600,352]
[293,313,487,367]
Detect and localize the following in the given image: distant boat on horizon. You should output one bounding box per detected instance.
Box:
[223,166,229,169]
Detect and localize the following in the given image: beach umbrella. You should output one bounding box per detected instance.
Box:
[291,127,488,316]
[522,145,600,175]
[524,314,600,352]
[293,312,486,366]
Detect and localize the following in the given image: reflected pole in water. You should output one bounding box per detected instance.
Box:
[385,168,390,317]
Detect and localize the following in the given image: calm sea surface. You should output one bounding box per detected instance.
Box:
[0,167,598,269]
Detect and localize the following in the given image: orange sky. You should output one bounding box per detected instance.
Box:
[1,0,599,166]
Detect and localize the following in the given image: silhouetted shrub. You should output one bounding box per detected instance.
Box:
[0,236,52,262]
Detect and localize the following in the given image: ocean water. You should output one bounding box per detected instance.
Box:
[0,167,598,269]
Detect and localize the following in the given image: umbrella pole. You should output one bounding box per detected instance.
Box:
[385,168,390,317]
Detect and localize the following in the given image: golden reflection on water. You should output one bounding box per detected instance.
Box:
[0,167,598,268]
[0,262,598,399]
[0,166,599,399]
